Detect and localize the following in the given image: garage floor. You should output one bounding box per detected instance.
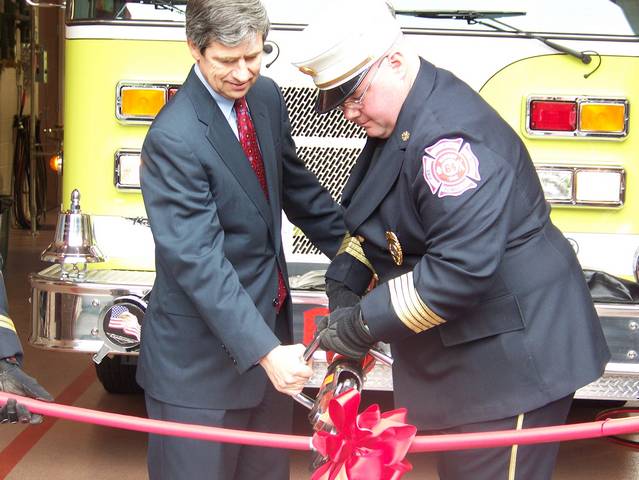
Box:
[1,214,638,479]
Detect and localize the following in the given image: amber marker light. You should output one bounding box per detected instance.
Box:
[120,87,166,118]
[580,103,627,133]
[49,153,63,174]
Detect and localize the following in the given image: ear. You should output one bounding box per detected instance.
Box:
[187,39,202,62]
[386,50,408,80]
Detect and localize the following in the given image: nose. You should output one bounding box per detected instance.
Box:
[341,105,362,123]
[233,59,252,83]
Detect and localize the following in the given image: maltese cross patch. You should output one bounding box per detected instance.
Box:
[422,138,481,198]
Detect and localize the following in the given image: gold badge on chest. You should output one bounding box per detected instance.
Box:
[385,231,403,266]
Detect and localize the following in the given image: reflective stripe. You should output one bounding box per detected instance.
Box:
[388,271,445,332]
[0,315,16,333]
[336,233,375,273]
[508,413,525,480]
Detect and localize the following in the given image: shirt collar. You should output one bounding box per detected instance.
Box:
[194,63,236,124]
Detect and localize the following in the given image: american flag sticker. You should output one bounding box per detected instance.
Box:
[107,304,141,342]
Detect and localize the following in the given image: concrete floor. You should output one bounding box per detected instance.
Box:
[1,214,638,479]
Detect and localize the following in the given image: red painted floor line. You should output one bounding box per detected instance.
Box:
[0,365,96,479]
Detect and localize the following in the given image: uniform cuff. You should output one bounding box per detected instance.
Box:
[326,254,373,296]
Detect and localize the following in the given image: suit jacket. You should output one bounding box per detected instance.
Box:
[326,58,610,430]
[137,67,345,409]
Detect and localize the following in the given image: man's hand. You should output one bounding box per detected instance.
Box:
[326,279,360,312]
[259,344,314,396]
[0,358,53,424]
[318,305,375,360]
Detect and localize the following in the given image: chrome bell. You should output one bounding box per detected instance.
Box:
[41,189,105,278]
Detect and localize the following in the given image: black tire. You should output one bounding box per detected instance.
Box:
[94,355,143,394]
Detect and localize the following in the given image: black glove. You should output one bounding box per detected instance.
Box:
[318,305,375,360]
[325,279,360,313]
[0,358,53,424]
[1,398,34,424]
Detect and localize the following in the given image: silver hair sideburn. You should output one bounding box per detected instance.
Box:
[186,0,270,51]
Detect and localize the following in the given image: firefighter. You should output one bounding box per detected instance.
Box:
[292,1,610,478]
[0,261,53,424]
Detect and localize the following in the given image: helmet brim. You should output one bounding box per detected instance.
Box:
[314,68,369,114]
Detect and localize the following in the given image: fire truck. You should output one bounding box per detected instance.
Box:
[27,0,639,401]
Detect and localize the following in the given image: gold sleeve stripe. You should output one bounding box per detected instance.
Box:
[388,272,446,333]
[336,233,375,273]
[388,278,426,333]
[0,315,16,333]
[404,272,446,326]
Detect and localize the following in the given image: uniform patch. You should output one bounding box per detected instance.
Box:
[422,138,481,198]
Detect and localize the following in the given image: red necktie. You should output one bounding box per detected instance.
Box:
[234,97,288,314]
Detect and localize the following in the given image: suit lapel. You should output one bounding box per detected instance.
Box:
[341,139,380,209]
[346,136,406,231]
[344,59,436,231]
[186,68,275,237]
[247,91,281,254]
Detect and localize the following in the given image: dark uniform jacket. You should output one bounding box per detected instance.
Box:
[0,268,21,361]
[326,58,610,430]
[138,67,345,410]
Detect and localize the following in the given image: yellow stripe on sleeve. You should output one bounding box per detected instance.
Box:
[0,315,16,334]
[336,233,375,273]
[388,272,446,332]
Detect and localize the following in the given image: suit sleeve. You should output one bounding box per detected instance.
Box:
[276,87,346,259]
[361,138,519,343]
[0,270,22,360]
[141,128,279,374]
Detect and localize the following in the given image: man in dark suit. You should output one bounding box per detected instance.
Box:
[293,1,610,479]
[0,262,53,424]
[137,0,345,479]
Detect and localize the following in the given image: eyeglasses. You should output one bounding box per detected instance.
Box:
[339,57,387,112]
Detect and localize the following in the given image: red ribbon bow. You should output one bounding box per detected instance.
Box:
[311,389,417,480]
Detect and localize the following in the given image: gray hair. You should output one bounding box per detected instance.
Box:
[186,0,270,52]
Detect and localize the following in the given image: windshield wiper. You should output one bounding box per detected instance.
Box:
[142,0,185,14]
[396,9,591,64]
[482,18,591,64]
[394,10,526,21]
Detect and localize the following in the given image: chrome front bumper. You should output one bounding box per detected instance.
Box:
[30,265,154,354]
[29,266,639,399]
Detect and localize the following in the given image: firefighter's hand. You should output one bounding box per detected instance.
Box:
[325,279,360,313]
[318,305,374,360]
[259,344,314,396]
[1,398,35,424]
[0,357,53,425]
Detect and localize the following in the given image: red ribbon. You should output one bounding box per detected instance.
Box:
[311,389,417,480]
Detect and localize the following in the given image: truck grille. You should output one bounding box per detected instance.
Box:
[293,145,362,255]
[282,86,365,256]
[282,86,366,139]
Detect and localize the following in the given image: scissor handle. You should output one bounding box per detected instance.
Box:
[293,392,315,410]
[369,347,393,366]
[302,330,323,362]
